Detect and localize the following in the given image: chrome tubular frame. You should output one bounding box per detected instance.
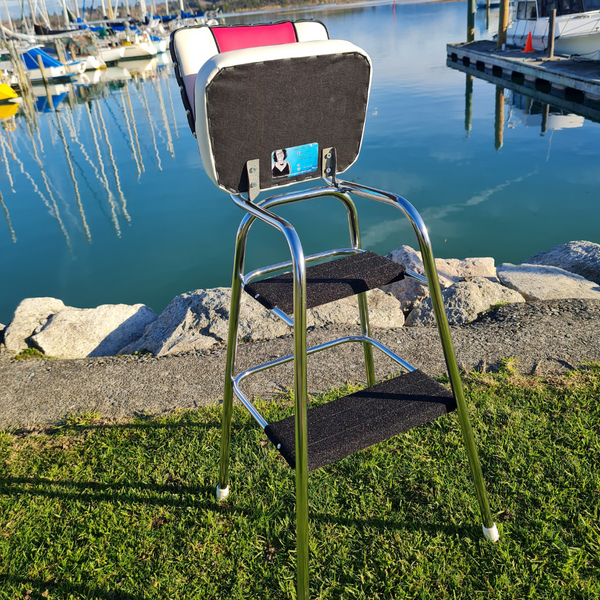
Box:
[219,186,376,600]
[232,334,417,431]
[333,177,495,531]
[218,180,496,600]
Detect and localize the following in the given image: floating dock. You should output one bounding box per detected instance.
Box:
[447,40,600,108]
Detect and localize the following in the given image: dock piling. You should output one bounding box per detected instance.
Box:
[494,86,505,150]
[467,0,476,42]
[497,0,509,49]
[36,54,54,112]
[465,74,473,135]
[547,7,556,58]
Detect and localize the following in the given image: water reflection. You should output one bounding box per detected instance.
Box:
[0,54,175,248]
[2,1,600,327]
[460,70,593,150]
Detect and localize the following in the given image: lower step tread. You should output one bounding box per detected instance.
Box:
[264,369,456,471]
[244,251,405,315]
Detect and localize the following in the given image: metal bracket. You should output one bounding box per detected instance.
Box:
[322,147,337,185]
[246,159,260,202]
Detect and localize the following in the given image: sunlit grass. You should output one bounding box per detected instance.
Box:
[1,364,599,599]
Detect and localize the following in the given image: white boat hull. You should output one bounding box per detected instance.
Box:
[152,39,168,54]
[120,42,158,60]
[82,55,107,71]
[508,9,600,59]
[27,65,74,83]
[98,47,126,64]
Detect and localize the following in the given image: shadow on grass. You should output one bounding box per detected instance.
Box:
[311,510,475,539]
[0,575,144,599]
[0,476,248,514]
[0,476,476,537]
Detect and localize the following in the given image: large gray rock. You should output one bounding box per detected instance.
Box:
[120,288,290,357]
[4,297,67,353]
[524,240,600,285]
[497,263,600,301]
[382,245,497,311]
[405,277,525,327]
[308,288,404,330]
[121,287,404,357]
[30,304,157,359]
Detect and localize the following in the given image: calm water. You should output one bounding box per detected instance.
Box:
[1,1,600,324]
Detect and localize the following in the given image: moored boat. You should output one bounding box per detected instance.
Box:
[120,39,157,60]
[98,45,126,64]
[20,47,76,82]
[0,83,20,103]
[507,0,600,59]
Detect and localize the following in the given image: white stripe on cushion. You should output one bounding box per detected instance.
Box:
[172,27,219,119]
[294,21,329,42]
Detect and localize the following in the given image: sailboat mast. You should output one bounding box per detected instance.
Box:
[2,0,13,31]
[61,0,70,28]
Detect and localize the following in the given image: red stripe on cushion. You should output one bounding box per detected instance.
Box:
[212,22,297,53]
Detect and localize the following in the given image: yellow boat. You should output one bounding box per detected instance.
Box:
[0,82,19,103]
[0,102,19,119]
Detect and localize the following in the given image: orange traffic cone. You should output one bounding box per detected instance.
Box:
[524,31,534,53]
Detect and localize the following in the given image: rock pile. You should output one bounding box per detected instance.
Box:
[2,240,599,360]
[3,298,157,359]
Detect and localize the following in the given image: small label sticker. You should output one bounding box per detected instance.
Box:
[271,143,318,179]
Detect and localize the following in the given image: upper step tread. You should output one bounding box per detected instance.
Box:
[244,251,405,315]
[264,369,456,471]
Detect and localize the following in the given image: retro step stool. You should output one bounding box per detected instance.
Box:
[171,21,499,599]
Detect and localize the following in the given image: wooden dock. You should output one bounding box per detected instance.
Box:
[447,40,600,108]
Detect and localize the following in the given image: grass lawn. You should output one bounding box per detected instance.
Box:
[1,362,599,599]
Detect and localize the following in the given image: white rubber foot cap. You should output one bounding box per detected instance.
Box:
[482,523,499,542]
[216,485,230,501]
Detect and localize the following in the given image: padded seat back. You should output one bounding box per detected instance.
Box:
[171,21,330,132]
[171,22,372,196]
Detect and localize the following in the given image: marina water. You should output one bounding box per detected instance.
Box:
[1,0,600,325]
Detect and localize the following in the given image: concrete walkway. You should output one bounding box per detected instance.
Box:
[1,299,599,431]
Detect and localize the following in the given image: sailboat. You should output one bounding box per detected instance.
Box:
[20,47,78,82]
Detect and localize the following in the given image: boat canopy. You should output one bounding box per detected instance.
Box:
[21,47,63,70]
[536,0,600,17]
[180,9,204,18]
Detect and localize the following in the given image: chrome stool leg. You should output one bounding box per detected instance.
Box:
[290,235,310,600]
[420,233,497,539]
[338,179,498,540]
[357,292,376,387]
[217,222,250,501]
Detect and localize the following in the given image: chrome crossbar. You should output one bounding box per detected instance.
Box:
[232,335,417,429]
[243,248,365,286]
[405,269,428,285]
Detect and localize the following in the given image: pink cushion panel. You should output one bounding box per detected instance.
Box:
[212,22,297,52]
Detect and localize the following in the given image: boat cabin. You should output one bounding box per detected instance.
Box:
[516,0,600,19]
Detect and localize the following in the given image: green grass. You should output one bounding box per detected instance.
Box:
[14,348,53,360]
[1,364,599,599]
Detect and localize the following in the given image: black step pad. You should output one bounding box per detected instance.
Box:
[264,370,456,471]
[244,251,405,315]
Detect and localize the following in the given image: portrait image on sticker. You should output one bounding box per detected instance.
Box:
[272,143,318,179]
